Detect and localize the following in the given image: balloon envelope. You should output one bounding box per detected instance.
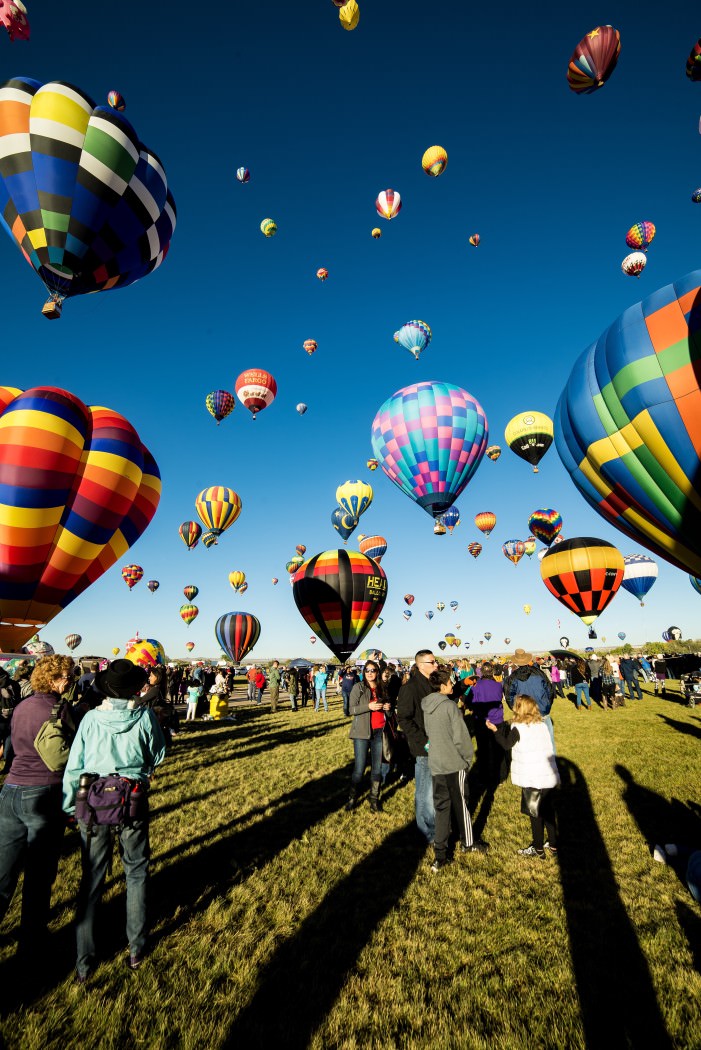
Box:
[567,25,621,94]
[505,412,553,472]
[394,320,432,361]
[125,637,165,668]
[621,554,658,605]
[215,612,261,663]
[358,535,387,563]
[540,537,624,625]
[179,521,202,550]
[421,146,448,177]
[206,391,235,424]
[528,508,563,546]
[65,633,81,651]
[474,512,496,536]
[195,487,242,537]
[336,480,373,519]
[235,369,277,418]
[183,585,199,601]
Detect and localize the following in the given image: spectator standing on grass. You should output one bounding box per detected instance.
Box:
[269,661,281,712]
[568,659,591,712]
[470,660,508,789]
[549,661,565,699]
[288,667,299,711]
[247,666,257,702]
[314,665,329,712]
[346,659,392,813]
[340,665,359,717]
[299,669,310,708]
[620,655,643,701]
[185,677,202,721]
[396,650,438,845]
[653,656,668,697]
[253,667,266,705]
[503,649,557,744]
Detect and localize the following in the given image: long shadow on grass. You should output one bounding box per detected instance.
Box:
[169,723,340,776]
[675,900,701,974]
[558,757,672,1048]
[615,765,701,858]
[221,822,424,1048]
[655,714,701,741]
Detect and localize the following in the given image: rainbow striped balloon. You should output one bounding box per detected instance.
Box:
[0,386,160,650]
[215,612,261,663]
[371,381,488,522]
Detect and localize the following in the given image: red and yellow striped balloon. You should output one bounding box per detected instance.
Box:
[195,487,242,536]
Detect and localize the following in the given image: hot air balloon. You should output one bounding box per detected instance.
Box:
[505,412,553,473]
[316,268,328,282]
[486,445,501,461]
[195,487,242,537]
[296,545,307,558]
[425,610,434,620]
[555,270,701,580]
[449,601,458,611]
[366,459,379,472]
[621,554,658,605]
[238,582,248,595]
[540,537,625,625]
[215,612,261,663]
[303,339,318,356]
[522,537,536,559]
[229,570,246,592]
[309,636,316,645]
[528,508,563,546]
[147,580,159,594]
[375,189,401,220]
[206,390,235,424]
[179,521,202,551]
[331,508,359,542]
[467,542,482,558]
[180,604,199,627]
[375,618,384,629]
[474,512,496,537]
[566,25,621,94]
[622,252,647,278]
[272,577,279,585]
[125,636,165,669]
[358,535,387,564]
[484,632,492,641]
[523,605,531,615]
[403,609,412,621]
[625,222,656,252]
[404,594,415,606]
[336,480,373,519]
[455,624,461,630]
[0,78,176,318]
[686,38,701,81]
[122,565,144,590]
[434,523,447,536]
[292,550,386,660]
[371,381,488,525]
[504,638,511,645]
[236,167,250,183]
[438,641,447,651]
[421,146,448,177]
[185,641,195,652]
[0,2,29,41]
[690,575,701,595]
[235,369,277,419]
[436,602,445,612]
[559,637,569,648]
[664,625,682,641]
[502,541,525,566]
[286,556,305,575]
[65,633,81,651]
[371,228,382,239]
[260,219,277,237]
[618,632,626,641]
[444,633,455,645]
[692,190,701,204]
[338,0,359,30]
[183,585,199,601]
[202,531,217,548]
[297,403,308,415]
[441,506,460,533]
[469,234,480,247]
[112,647,120,655]
[0,387,160,650]
[107,90,126,111]
[394,320,432,362]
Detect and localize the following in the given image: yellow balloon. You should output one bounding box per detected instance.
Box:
[523,604,531,615]
[229,570,246,591]
[336,479,373,518]
[421,145,448,177]
[339,0,359,30]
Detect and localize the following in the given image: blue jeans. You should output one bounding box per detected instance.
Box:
[575,683,591,708]
[0,783,64,951]
[352,730,384,785]
[414,754,435,844]
[543,714,556,754]
[75,818,150,977]
[623,675,642,700]
[342,691,352,717]
[314,687,328,712]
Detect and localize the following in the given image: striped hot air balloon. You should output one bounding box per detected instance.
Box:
[486,445,501,461]
[122,565,144,590]
[185,641,195,652]
[540,537,624,625]
[195,487,242,537]
[467,542,482,558]
[205,390,235,424]
[621,554,658,605]
[215,612,261,662]
[236,167,250,183]
[260,218,277,237]
[303,340,318,356]
[375,189,402,220]
[566,25,621,94]
[65,633,81,651]
[180,604,199,626]
[336,480,373,520]
[474,512,496,537]
[421,146,448,177]
[179,521,202,551]
[228,570,246,593]
[202,531,218,548]
[107,90,126,111]
[359,535,387,564]
[183,585,199,601]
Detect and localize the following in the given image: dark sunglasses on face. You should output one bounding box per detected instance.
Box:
[364,668,377,674]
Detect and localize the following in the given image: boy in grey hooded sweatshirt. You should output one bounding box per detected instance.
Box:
[422,666,487,870]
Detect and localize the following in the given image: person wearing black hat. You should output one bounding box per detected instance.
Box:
[63,659,166,982]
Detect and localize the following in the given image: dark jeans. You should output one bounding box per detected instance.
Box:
[0,783,64,952]
[342,690,352,717]
[352,729,384,785]
[432,769,473,860]
[623,675,643,700]
[75,818,150,978]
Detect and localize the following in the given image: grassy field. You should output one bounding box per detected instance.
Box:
[1,682,700,1049]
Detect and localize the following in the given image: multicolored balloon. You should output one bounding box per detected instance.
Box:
[316,268,328,282]
[286,556,305,575]
[0,78,175,317]
[540,537,624,625]
[449,601,458,611]
[215,612,261,663]
[467,542,482,558]
[692,189,701,204]
[367,458,379,471]
[528,509,563,546]
[122,565,144,590]
[686,38,701,81]
[147,580,159,594]
[292,550,386,661]
[474,512,496,536]
[375,618,384,629]
[690,575,701,595]
[523,537,537,559]
[622,252,647,278]
[567,25,621,94]
[195,487,242,537]
[484,632,492,641]
[502,540,526,565]
[179,521,202,551]
[394,320,432,362]
[183,586,199,601]
[185,641,195,652]
[236,167,250,183]
[358,535,387,564]
[505,412,553,473]
[202,531,218,549]
[485,445,501,461]
[296,545,307,557]
[206,390,235,424]
[621,554,658,605]
[403,609,412,621]
[421,146,448,177]
[469,234,480,247]
[65,634,81,651]
[625,222,656,252]
[371,381,488,523]
[235,369,277,419]
[425,610,434,620]
[180,604,199,626]
[107,90,126,111]
[375,189,402,220]
[228,570,246,592]
[436,602,445,612]
[663,626,682,641]
[0,2,29,41]
[125,636,165,669]
[303,340,318,356]
[404,594,415,606]
[434,522,447,536]
[618,632,626,641]
[272,577,279,585]
[260,218,277,237]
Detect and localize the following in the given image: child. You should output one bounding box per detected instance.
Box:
[185,677,202,721]
[487,695,560,861]
[422,666,487,872]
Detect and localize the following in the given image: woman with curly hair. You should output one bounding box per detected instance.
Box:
[0,653,74,961]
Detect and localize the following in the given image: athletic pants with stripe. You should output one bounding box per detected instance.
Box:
[432,769,473,860]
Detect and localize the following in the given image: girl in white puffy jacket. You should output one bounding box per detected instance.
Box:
[487,695,560,861]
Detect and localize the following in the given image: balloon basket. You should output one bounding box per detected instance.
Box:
[42,298,62,319]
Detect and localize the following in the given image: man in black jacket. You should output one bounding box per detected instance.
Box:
[396,650,438,844]
[503,649,556,748]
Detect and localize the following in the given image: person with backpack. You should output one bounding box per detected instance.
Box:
[0,654,75,964]
[502,649,556,749]
[63,659,166,983]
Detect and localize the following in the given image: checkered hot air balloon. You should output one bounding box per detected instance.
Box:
[122,565,144,590]
[215,612,261,663]
[528,508,563,546]
[205,390,235,424]
[375,189,402,220]
[567,25,621,94]
[0,78,175,318]
[625,222,656,252]
[540,538,624,626]
[179,521,202,551]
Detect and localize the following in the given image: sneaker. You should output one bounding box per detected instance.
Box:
[652,845,667,864]
[430,858,449,873]
[127,952,145,970]
[460,840,489,854]
[518,845,546,860]
[543,841,558,855]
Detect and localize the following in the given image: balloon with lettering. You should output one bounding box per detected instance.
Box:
[235,369,277,419]
[540,537,625,625]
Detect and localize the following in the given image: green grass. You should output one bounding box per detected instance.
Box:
[1,684,700,1049]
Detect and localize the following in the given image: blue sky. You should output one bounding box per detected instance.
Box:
[1,1,700,660]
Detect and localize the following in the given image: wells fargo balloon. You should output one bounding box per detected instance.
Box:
[65,633,81,651]
[555,270,701,579]
[180,603,199,626]
[235,369,277,419]
[292,549,386,661]
[338,0,359,30]
[260,218,277,237]
[358,535,387,563]
[540,537,624,625]
[147,580,159,593]
[505,412,553,473]
[626,222,656,252]
[486,445,501,461]
[528,508,563,547]
[125,636,165,669]
[371,381,488,523]
[0,386,160,649]
[467,541,482,558]
[303,339,318,356]
[179,521,202,551]
[567,25,621,94]
[206,390,235,424]
[474,511,496,536]
[337,480,373,520]
[195,487,242,537]
[375,189,401,220]
[622,251,647,278]
[185,641,195,652]
[0,78,176,318]
[215,612,261,663]
[228,570,246,592]
[502,540,525,565]
[421,146,448,177]
[0,2,29,41]
[122,565,144,590]
[621,554,658,605]
[404,593,415,605]
[331,507,358,542]
[183,585,199,601]
[394,320,431,362]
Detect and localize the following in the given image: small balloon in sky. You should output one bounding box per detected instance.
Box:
[296,403,308,415]
[236,167,250,183]
[339,0,359,30]
[372,227,382,239]
[316,268,328,282]
[469,234,480,247]
[260,218,277,237]
[376,189,401,220]
[421,146,448,177]
[107,90,126,111]
[621,251,647,278]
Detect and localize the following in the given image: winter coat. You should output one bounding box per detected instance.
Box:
[396,671,434,757]
[421,692,474,775]
[502,665,555,716]
[494,721,559,789]
[348,682,386,740]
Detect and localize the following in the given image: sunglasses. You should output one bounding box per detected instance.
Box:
[364,668,377,674]
[421,659,438,666]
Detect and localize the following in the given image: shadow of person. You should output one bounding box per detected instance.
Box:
[615,765,701,864]
[221,823,425,1049]
[675,899,701,974]
[655,715,701,742]
[558,757,672,1047]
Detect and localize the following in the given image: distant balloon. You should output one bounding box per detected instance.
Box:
[502,540,526,565]
[438,641,447,651]
[692,189,701,204]
[403,609,412,621]
[183,585,199,601]
[625,222,656,252]
[559,637,569,648]
[618,632,626,641]
[359,535,387,564]
[486,445,501,461]
[235,369,277,419]
[436,602,445,612]
[65,634,81,651]
[296,545,307,557]
[528,508,563,547]
[229,571,246,593]
[469,234,480,247]
[622,251,647,278]
[371,228,382,239]
[236,167,250,184]
[260,218,277,237]
[664,625,682,641]
[195,487,242,537]
[421,146,448,177]
[475,512,496,537]
[107,90,126,111]
[202,531,217,548]
[303,340,318,356]
[272,577,279,585]
[375,618,384,629]
[310,636,316,645]
[394,320,432,362]
[331,507,359,542]
[185,641,195,652]
[467,542,482,558]
[425,610,434,620]
[216,612,261,663]
[484,632,492,641]
[112,647,120,656]
[338,0,359,30]
[286,556,305,575]
[206,390,235,424]
[523,604,531,615]
[296,403,308,415]
[404,594,415,605]
[621,554,658,606]
[316,268,328,282]
[376,189,402,220]
[505,412,553,473]
[238,582,248,594]
[567,25,621,94]
[441,506,460,533]
[450,601,458,611]
[523,537,537,558]
[540,537,624,625]
[147,580,159,594]
[336,480,373,519]
[686,38,701,81]
[122,565,143,590]
[180,604,199,627]
[179,521,202,551]
[366,458,379,471]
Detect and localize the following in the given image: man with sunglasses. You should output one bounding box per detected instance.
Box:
[396,651,438,844]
